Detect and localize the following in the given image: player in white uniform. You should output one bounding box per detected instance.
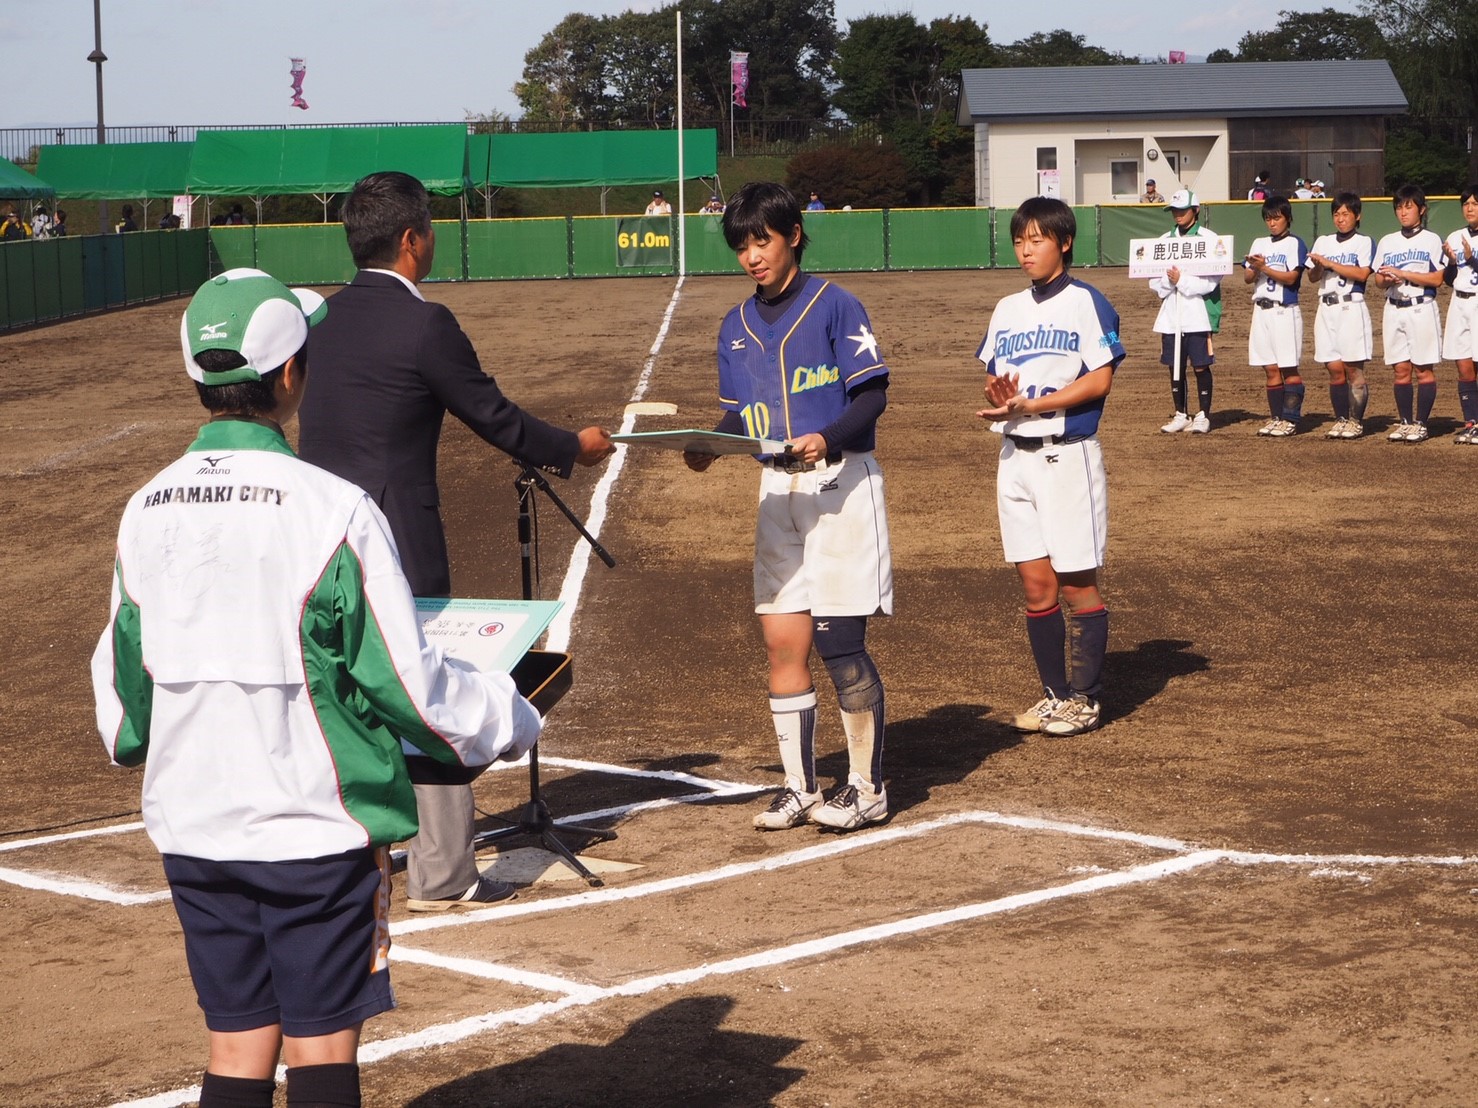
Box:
[1306,191,1375,439]
[1372,184,1447,442]
[976,197,1126,738]
[1244,195,1309,436]
[686,182,893,832]
[1150,190,1222,434]
[1443,185,1478,443]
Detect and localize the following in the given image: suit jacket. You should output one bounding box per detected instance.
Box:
[298,270,580,597]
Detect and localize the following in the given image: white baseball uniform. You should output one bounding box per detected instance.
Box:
[1373,227,1445,365]
[1306,231,1374,364]
[1443,225,1478,360]
[1244,233,1307,368]
[978,275,1125,572]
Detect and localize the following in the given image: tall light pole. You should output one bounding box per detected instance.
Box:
[89,0,108,231]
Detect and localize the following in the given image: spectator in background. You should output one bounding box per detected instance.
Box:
[1140,179,1165,204]
[31,205,52,239]
[159,211,182,230]
[51,209,67,237]
[806,191,826,211]
[227,203,247,226]
[1248,172,1271,201]
[1309,180,1327,199]
[2,206,29,241]
[115,205,138,233]
[700,194,726,215]
[1293,179,1315,200]
[645,190,672,216]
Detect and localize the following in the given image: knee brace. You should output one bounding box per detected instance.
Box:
[814,616,881,711]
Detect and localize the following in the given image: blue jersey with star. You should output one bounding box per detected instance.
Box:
[977,277,1125,440]
[717,273,888,456]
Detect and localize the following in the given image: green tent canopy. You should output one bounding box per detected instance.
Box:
[0,159,55,200]
[35,142,191,199]
[469,129,718,188]
[186,125,470,196]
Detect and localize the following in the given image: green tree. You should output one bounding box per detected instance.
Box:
[786,141,909,209]
[678,0,839,120]
[999,29,1138,67]
[1360,0,1478,181]
[515,13,612,126]
[1231,8,1386,61]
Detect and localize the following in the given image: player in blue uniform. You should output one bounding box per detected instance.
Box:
[685,182,893,831]
[976,197,1125,737]
[1243,195,1309,436]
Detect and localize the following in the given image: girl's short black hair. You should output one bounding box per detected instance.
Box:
[1260,196,1293,222]
[721,182,809,262]
[1393,183,1428,211]
[1460,183,1478,206]
[1009,197,1076,267]
[192,348,301,416]
[1332,192,1363,218]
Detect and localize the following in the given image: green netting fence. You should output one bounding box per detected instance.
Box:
[3,199,1467,333]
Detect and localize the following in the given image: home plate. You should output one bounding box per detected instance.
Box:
[478,848,642,885]
[624,401,678,416]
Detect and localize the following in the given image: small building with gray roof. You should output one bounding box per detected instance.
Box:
[956,60,1408,206]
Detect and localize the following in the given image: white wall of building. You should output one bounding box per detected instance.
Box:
[977,118,1231,206]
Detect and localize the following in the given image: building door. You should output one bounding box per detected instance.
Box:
[1111,160,1140,199]
[1162,150,1181,177]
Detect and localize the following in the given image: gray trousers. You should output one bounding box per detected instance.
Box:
[404,781,479,901]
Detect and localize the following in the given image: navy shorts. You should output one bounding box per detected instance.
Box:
[1160,332,1215,371]
[163,847,395,1037]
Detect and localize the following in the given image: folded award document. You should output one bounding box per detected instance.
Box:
[414,597,564,674]
[611,429,790,455]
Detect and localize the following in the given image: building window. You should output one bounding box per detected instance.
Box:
[1111,160,1140,196]
[1036,147,1057,172]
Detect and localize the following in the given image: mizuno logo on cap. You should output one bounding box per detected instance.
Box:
[198,321,229,341]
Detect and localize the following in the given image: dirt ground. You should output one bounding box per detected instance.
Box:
[3,265,1478,1107]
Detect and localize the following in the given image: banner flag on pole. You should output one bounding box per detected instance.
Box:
[1168,50,1187,64]
[730,51,749,108]
[290,58,309,110]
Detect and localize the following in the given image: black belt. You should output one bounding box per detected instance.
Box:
[1321,293,1362,305]
[1389,297,1433,308]
[767,451,842,473]
[1253,297,1284,309]
[1006,433,1090,451]
[1457,290,1476,300]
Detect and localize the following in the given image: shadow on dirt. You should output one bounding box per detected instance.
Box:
[1105,637,1209,725]
[403,994,804,1107]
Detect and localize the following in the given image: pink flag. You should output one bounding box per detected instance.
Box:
[290,58,309,110]
[731,51,749,109]
[1168,50,1187,64]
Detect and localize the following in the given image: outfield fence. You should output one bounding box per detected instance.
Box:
[3,199,1466,333]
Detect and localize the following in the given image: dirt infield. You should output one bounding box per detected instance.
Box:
[3,266,1478,1107]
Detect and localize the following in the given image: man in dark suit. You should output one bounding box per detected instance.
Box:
[299,171,614,911]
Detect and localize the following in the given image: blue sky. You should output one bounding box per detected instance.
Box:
[2,1,1365,128]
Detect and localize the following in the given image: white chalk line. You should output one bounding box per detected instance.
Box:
[10,421,151,477]
[544,276,685,653]
[0,863,171,905]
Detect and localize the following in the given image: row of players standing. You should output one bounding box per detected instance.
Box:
[1154,184,1478,442]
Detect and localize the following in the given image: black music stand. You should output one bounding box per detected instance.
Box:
[471,462,616,887]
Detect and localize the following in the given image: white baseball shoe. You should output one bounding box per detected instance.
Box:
[1189,411,1211,434]
[1388,421,1414,442]
[1160,412,1192,434]
[1339,419,1364,439]
[1325,418,1348,439]
[1403,422,1430,443]
[1041,696,1102,738]
[753,786,823,831]
[1256,418,1280,436]
[1266,419,1298,437]
[1012,691,1064,733]
[811,775,888,831]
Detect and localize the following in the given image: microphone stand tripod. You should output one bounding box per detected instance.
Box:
[471,462,617,886]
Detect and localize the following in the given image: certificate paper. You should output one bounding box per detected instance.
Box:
[414,597,564,673]
[612,429,790,455]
